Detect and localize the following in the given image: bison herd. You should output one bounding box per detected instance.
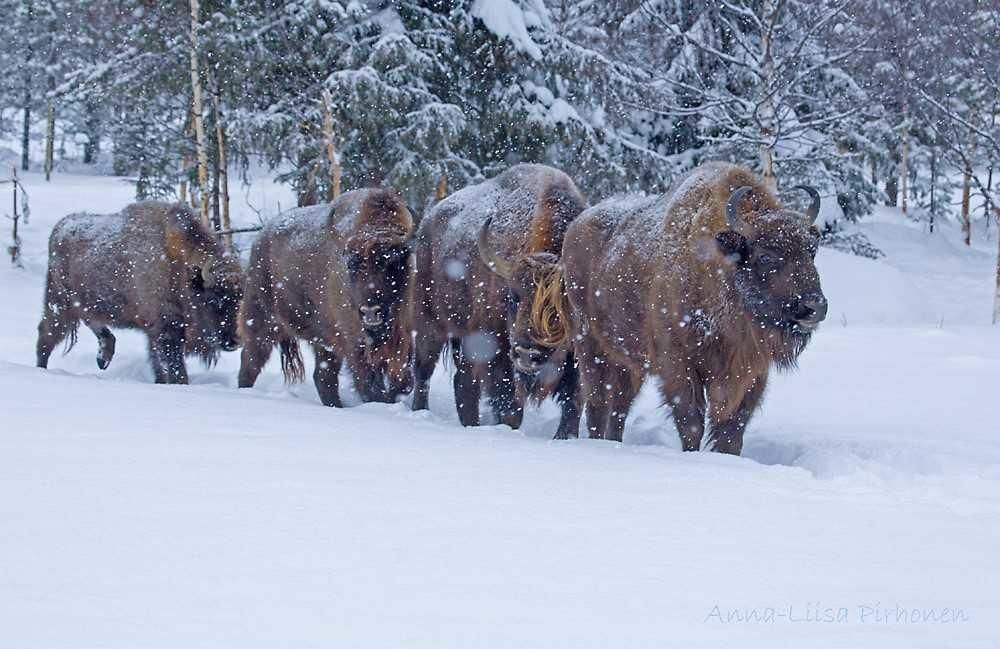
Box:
[36,161,827,455]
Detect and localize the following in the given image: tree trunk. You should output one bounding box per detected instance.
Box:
[994,207,1000,324]
[321,90,341,201]
[961,125,977,247]
[885,174,898,207]
[900,106,909,216]
[984,110,997,230]
[296,122,318,207]
[211,132,221,234]
[961,171,972,246]
[188,0,210,228]
[986,164,994,232]
[21,102,31,173]
[10,166,21,267]
[757,0,778,192]
[43,9,57,182]
[44,101,55,181]
[929,148,936,234]
[20,2,34,173]
[436,173,448,201]
[82,100,99,164]
[211,84,231,250]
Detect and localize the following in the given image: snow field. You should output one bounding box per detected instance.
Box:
[1,171,998,648]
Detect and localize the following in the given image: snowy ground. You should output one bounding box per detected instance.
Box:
[2,171,999,648]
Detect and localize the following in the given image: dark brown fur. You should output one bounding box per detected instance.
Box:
[237,188,414,406]
[410,164,587,438]
[36,201,243,383]
[562,162,827,453]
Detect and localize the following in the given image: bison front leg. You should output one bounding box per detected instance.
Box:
[604,365,640,443]
[552,352,580,440]
[148,323,188,384]
[706,378,766,455]
[354,361,391,404]
[662,372,707,452]
[486,342,523,429]
[86,322,116,370]
[576,335,613,439]
[411,328,444,411]
[313,345,343,407]
[452,338,482,427]
[382,348,413,403]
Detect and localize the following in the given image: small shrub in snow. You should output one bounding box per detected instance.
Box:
[820,229,884,260]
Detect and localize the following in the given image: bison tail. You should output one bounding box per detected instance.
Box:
[61,320,79,355]
[279,337,305,384]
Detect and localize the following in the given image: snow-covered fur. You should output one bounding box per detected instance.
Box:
[410,163,587,439]
[562,162,827,453]
[237,188,414,407]
[36,201,243,384]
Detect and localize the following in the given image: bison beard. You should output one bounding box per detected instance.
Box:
[237,188,414,407]
[562,161,827,454]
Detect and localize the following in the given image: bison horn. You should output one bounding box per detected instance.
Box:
[791,185,821,223]
[725,186,754,231]
[200,258,216,287]
[478,216,514,280]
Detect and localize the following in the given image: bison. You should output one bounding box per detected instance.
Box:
[36,201,243,383]
[562,161,827,454]
[410,164,587,438]
[237,188,414,407]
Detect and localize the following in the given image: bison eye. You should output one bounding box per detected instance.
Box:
[758,252,782,268]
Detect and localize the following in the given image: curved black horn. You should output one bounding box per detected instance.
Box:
[792,185,821,223]
[726,186,753,230]
[478,216,514,279]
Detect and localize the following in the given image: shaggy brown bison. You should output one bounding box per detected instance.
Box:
[36,201,243,383]
[562,161,827,453]
[238,188,414,406]
[410,164,587,438]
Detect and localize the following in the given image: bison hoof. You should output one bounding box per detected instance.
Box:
[96,356,111,370]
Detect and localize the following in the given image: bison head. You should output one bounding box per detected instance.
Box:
[188,254,243,361]
[478,217,572,398]
[344,233,412,348]
[715,185,828,342]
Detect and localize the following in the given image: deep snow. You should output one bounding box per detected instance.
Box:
[1,171,999,648]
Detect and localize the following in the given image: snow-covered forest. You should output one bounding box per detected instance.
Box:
[2,1,1000,232]
[2,1,1000,648]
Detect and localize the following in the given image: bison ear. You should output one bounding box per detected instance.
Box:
[715,231,747,261]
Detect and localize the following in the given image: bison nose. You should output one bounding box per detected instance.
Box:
[360,305,384,327]
[511,344,542,375]
[222,335,240,352]
[795,294,828,326]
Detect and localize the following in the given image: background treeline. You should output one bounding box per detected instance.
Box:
[0,0,998,238]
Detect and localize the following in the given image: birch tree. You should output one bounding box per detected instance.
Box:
[638,0,873,202]
[188,0,209,227]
